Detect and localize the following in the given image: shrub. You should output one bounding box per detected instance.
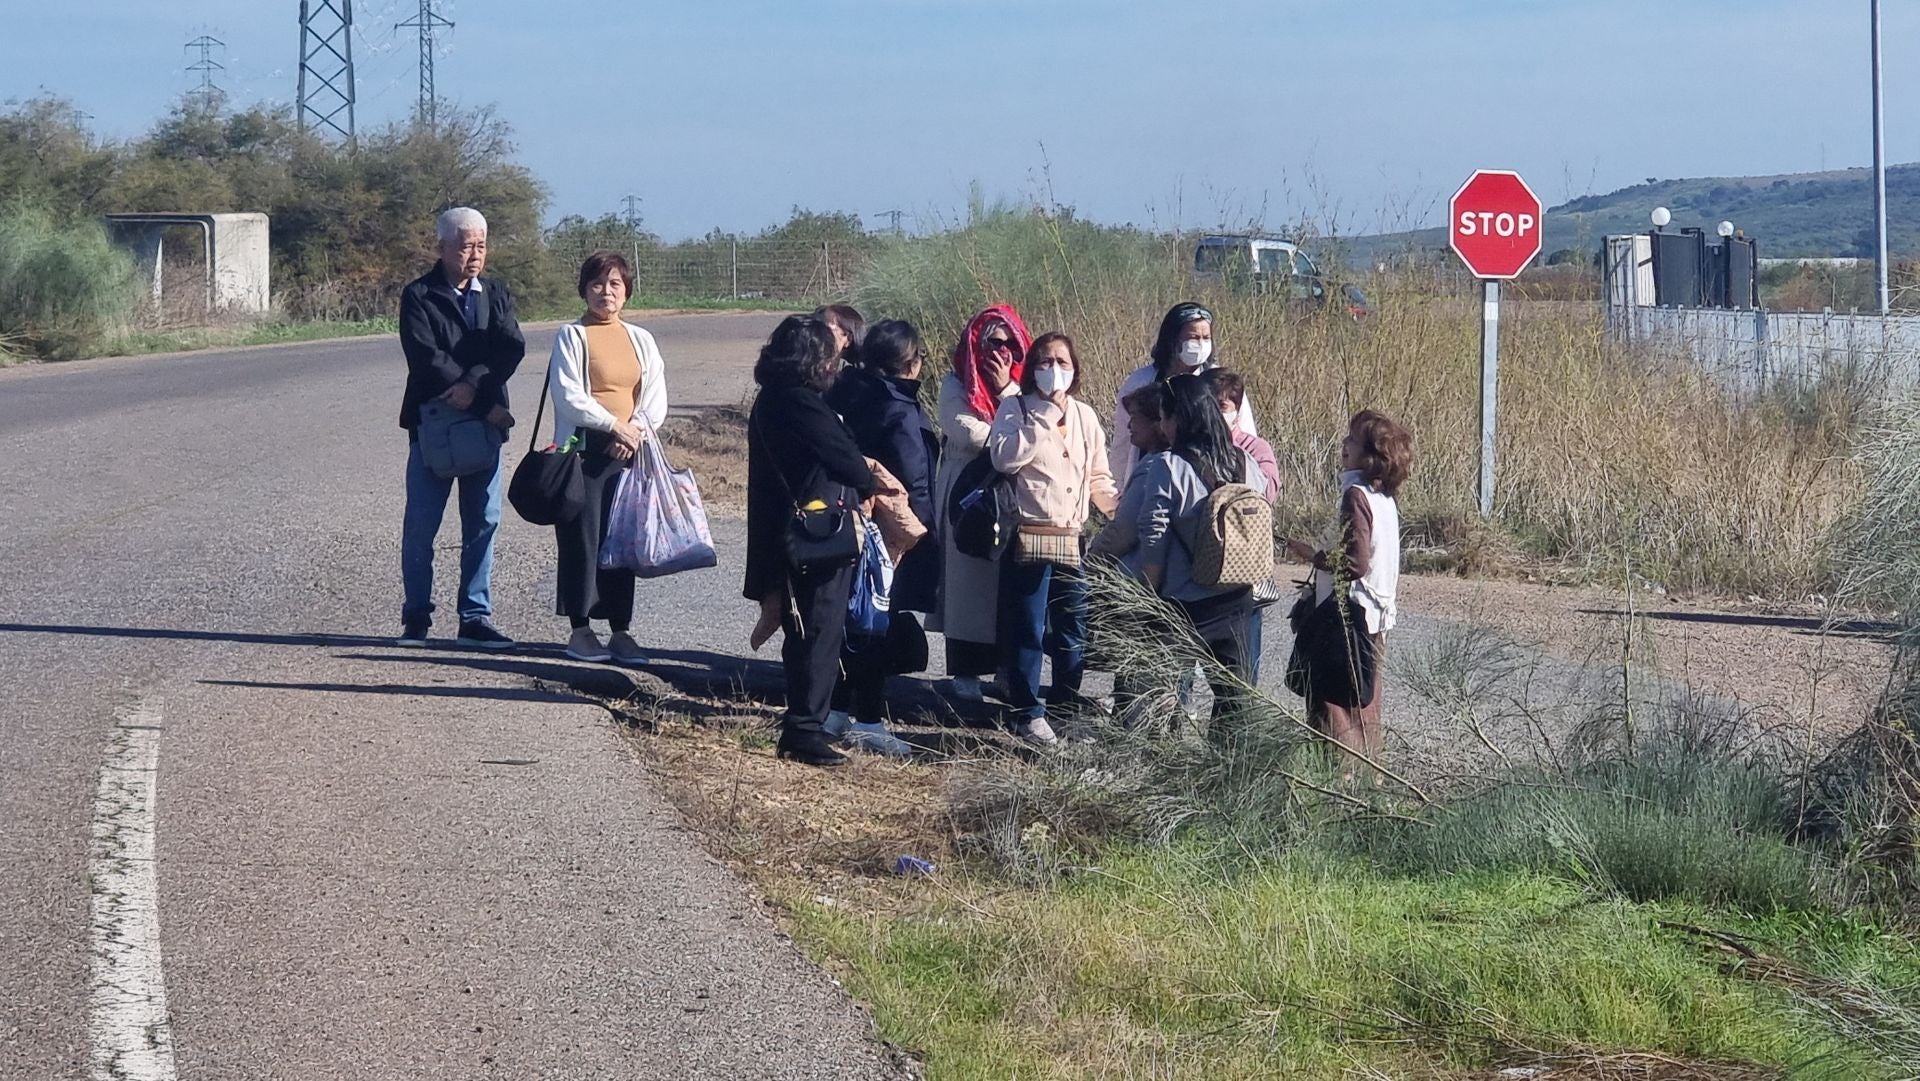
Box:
[0,201,136,359]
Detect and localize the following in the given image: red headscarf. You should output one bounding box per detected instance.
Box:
[953,304,1032,422]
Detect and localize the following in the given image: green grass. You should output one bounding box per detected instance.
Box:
[625,293,798,313]
[0,201,138,360]
[101,316,399,358]
[789,847,1910,1080]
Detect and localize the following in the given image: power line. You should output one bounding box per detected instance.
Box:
[185,35,227,105]
[875,209,904,237]
[397,0,453,129]
[622,194,644,231]
[298,0,358,142]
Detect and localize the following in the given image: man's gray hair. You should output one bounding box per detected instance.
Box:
[436,206,487,243]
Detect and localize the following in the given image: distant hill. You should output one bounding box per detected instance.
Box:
[1340,164,1920,264]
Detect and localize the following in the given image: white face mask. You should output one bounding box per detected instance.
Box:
[1034,365,1072,396]
[1222,407,1240,430]
[1177,338,1212,367]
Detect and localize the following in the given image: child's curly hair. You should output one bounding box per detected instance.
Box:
[1349,409,1414,498]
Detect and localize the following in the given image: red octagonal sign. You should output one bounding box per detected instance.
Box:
[1449,170,1542,280]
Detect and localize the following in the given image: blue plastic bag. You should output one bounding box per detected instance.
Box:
[846,516,893,642]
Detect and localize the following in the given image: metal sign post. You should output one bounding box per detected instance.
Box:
[1478,280,1499,517]
[1448,169,1542,518]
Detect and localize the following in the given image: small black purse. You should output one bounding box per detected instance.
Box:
[786,492,861,570]
[754,409,861,573]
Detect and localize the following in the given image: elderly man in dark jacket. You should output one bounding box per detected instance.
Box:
[396,206,526,648]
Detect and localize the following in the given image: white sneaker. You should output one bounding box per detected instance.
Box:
[843,721,913,758]
[949,676,984,703]
[822,710,853,738]
[1012,717,1060,746]
[564,627,612,662]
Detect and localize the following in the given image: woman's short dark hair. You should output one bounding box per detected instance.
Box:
[811,304,866,360]
[1348,409,1414,498]
[1019,332,1081,397]
[754,315,840,391]
[577,250,636,300]
[1200,368,1245,408]
[1149,301,1213,377]
[1121,381,1171,424]
[860,319,926,378]
[1166,372,1243,489]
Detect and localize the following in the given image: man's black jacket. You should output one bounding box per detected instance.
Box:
[397,266,527,430]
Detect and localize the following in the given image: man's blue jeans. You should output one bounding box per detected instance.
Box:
[997,559,1088,722]
[401,439,501,627]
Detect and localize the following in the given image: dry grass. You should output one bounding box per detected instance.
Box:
[854,212,1879,601]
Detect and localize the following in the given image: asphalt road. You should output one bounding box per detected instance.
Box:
[0,312,919,1080]
[0,311,1662,1079]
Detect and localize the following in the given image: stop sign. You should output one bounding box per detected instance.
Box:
[1449,170,1542,279]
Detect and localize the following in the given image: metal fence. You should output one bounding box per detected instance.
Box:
[546,236,876,302]
[1608,304,1920,397]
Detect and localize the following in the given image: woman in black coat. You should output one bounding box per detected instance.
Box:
[822,320,940,756]
[745,315,877,767]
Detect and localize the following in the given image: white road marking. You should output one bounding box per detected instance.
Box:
[89,702,179,1081]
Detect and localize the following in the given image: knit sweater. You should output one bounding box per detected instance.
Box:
[986,393,1119,531]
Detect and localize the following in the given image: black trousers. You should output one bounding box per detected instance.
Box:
[783,561,854,735]
[1115,589,1254,721]
[553,436,637,629]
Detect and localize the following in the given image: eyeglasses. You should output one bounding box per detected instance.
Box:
[983,337,1015,354]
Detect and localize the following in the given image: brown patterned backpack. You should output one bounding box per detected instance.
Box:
[1190,482,1274,588]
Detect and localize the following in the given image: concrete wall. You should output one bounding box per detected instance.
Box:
[104,213,271,317]
[207,213,269,314]
[1607,304,1920,396]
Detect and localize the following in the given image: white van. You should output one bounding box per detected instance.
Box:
[1192,235,1326,299]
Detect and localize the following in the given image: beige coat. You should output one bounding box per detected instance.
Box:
[930,373,1016,649]
[986,393,1120,530]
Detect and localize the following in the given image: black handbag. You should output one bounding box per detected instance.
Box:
[754,409,860,572]
[507,355,586,526]
[1284,584,1378,708]
[946,448,1016,560]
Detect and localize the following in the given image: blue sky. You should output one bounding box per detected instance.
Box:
[6,1,1917,239]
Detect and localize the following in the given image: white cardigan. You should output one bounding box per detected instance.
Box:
[546,320,670,446]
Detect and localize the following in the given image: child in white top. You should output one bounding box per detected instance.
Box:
[1283,410,1413,767]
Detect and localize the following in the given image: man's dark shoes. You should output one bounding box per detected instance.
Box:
[396,619,430,647]
[775,728,848,768]
[455,619,514,649]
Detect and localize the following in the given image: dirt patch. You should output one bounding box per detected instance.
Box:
[609,671,980,916]
[1393,572,1897,740]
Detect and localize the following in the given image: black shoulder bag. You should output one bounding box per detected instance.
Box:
[507,331,588,526]
[945,397,1025,560]
[752,406,861,572]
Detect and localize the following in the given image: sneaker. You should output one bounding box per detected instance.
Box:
[396,620,430,647]
[1011,716,1060,747]
[948,676,984,703]
[563,626,611,662]
[607,632,647,666]
[843,720,914,759]
[456,619,514,650]
[822,710,853,739]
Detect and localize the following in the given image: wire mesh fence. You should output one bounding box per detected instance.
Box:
[544,234,878,303]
